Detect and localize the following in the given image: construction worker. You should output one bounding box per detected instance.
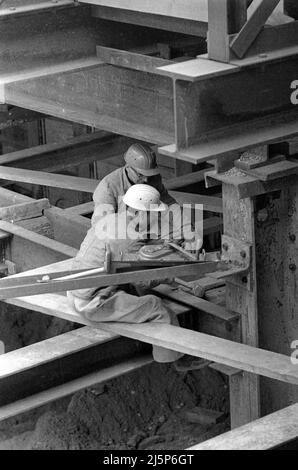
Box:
[69,184,206,371]
[68,184,183,364]
[92,143,202,253]
[91,143,176,225]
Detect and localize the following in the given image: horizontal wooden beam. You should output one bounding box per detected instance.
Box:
[5,289,298,386]
[189,403,298,450]
[0,220,77,271]
[0,132,130,172]
[0,355,152,422]
[0,198,50,222]
[0,166,98,193]
[44,206,91,249]
[0,323,152,408]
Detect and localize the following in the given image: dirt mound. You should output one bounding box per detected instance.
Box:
[14,363,229,450]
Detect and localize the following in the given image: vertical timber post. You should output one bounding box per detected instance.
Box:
[256,175,298,414]
[222,184,260,428]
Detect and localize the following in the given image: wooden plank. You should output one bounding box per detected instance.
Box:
[0,198,50,222]
[0,186,33,206]
[230,0,281,59]
[4,292,298,386]
[81,0,209,22]
[0,166,98,193]
[0,327,118,380]
[222,183,260,428]
[0,133,130,173]
[0,355,152,422]
[0,220,77,271]
[96,46,172,73]
[153,284,238,323]
[188,403,298,450]
[44,206,90,249]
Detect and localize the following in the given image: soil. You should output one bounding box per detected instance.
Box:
[0,362,229,450]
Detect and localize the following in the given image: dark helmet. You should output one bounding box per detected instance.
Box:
[124,144,160,177]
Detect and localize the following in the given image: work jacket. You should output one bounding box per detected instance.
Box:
[91,166,176,226]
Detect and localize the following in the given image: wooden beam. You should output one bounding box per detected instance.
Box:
[4,290,298,386]
[44,206,91,249]
[230,0,281,59]
[0,198,50,223]
[0,220,77,271]
[0,166,98,193]
[0,355,152,422]
[65,202,94,216]
[153,284,240,341]
[222,182,260,428]
[0,324,152,408]
[0,132,130,172]
[188,403,298,450]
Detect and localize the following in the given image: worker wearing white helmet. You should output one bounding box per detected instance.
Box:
[68,184,182,364]
[69,184,205,369]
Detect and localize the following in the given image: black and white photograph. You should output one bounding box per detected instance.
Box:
[0,0,297,454]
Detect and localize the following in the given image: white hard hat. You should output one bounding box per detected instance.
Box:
[123,184,167,212]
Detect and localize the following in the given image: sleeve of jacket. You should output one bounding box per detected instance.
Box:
[92,179,117,225]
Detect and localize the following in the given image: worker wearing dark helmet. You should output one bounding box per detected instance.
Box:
[91,143,176,226]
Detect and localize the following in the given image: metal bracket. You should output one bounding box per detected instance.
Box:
[210,235,253,290]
